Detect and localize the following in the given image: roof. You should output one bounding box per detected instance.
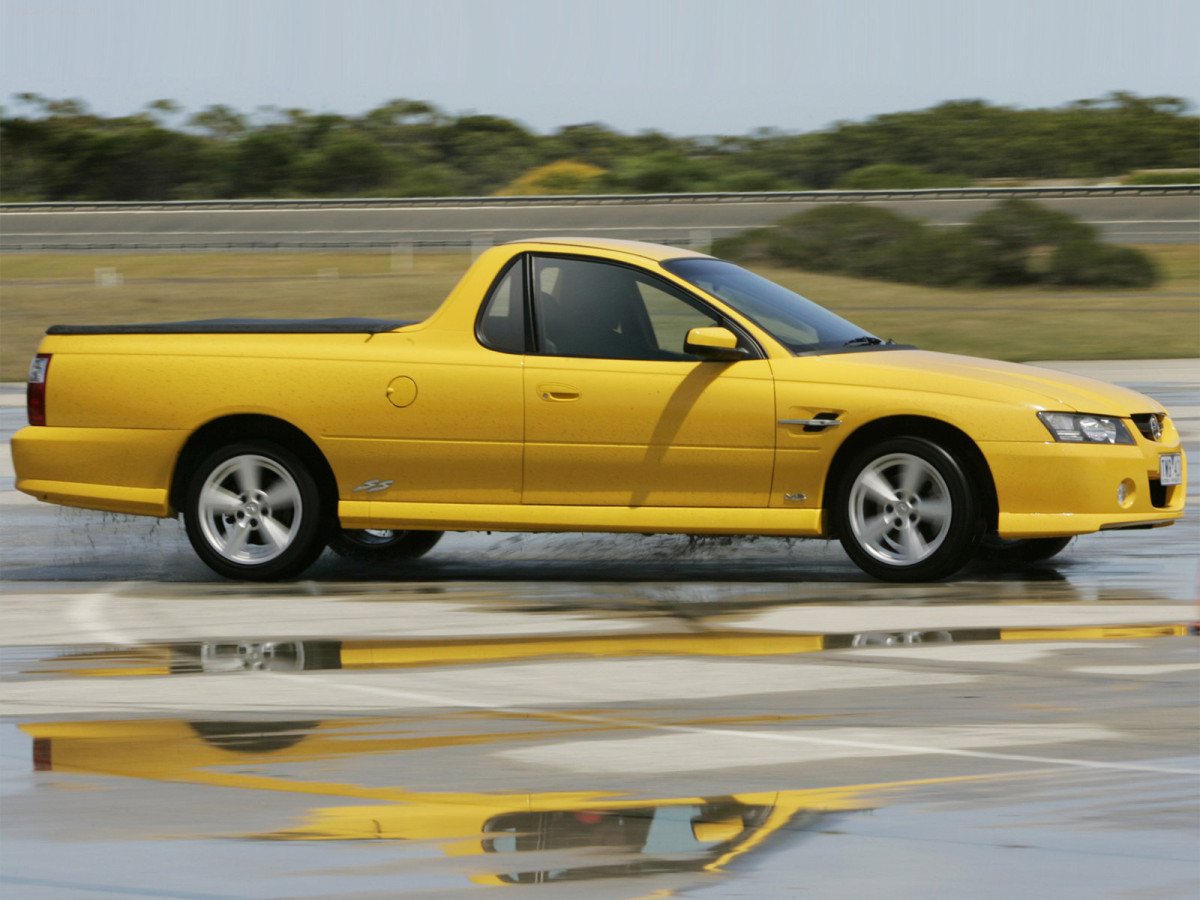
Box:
[500,236,712,262]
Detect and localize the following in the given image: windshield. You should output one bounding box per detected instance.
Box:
[661,257,883,354]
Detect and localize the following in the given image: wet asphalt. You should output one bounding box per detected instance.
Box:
[0,361,1196,899]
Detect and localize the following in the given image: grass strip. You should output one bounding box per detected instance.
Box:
[2,246,1195,381]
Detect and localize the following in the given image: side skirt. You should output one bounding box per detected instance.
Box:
[340,499,825,537]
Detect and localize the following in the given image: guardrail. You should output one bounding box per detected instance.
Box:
[2,184,1197,213]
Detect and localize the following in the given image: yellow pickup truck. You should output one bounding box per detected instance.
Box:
[12,237,1186,581]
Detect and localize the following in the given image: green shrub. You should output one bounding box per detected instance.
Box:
[1047,240,1158,287]
[604,152,714,193]
[717,170,788,192]
[835,163,971,190]
[294,133,393,196]
[711,228,774,263]
[759,205,921,275]
[714,205,974,285]
[890,228,984,286]
[965,198,1095,284]
[1123,170,1199,185]
[714,198,1158,289]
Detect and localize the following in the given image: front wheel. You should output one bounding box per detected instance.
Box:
[183,441,329,581]
[835,436,983,582]
[977,535,1072,564]
[328,528,443,564]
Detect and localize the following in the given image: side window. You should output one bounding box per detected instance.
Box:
[532,256,720,360]
[477,259,526,354]
[636,280,721,356]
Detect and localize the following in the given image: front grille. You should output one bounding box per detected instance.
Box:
[1131,413,1163,442]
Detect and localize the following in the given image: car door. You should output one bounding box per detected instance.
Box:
[325,258,527,507]
[522,254,775,508]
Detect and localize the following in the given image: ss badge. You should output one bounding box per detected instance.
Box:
[352,479,395,493]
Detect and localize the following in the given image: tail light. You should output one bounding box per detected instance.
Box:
[33,737,52,771]
[27,353,50,426]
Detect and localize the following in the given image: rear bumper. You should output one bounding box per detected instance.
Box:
[12,426,184,517]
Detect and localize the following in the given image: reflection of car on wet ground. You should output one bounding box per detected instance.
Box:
[479,801,788,885]
[21,716,858,888]
[13,238,1186,582]
[27,619,1188,678]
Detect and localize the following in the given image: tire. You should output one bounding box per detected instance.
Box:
[327,528,443,564]
[183,441,329,581]
[977,535,1072,564]
[188,721,317,753]
[171,640,332,674]
[835,436,983,582]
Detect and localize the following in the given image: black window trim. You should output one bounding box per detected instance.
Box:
[473,254,531,355]
[523,251,766,362]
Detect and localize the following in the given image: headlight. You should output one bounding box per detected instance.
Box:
[1038,412,1134,445]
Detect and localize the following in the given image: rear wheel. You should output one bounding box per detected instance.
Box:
[836,436,982,582]
[183,441,329,581]
[328,528,443,564]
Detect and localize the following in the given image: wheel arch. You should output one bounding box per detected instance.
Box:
[169,415,338,518]
[824,416,998,536]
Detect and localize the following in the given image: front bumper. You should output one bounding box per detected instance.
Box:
[980,435,1186,538]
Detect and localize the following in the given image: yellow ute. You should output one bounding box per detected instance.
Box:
[12,238,1186,581]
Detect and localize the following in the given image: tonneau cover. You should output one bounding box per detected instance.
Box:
[46,317,413,335]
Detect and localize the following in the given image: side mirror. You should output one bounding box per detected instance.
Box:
[685,326,749,361]
[691,814,745,844]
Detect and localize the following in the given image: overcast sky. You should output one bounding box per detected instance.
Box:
[2,0,1196,136]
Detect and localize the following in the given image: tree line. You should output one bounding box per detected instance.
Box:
[1,91,1195,202]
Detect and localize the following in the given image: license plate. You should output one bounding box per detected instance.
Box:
[1159,453,1182,486]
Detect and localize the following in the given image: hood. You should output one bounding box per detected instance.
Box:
[785,350,1163,415]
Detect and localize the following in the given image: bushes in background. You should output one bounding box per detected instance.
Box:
[835,163,972,190]
[712,199,1158,288]
[495,160,607,195]
[1123,170,1200,185]
[965,199,1094,284]
[2,91,1195,201]
[1046,240,1159,286]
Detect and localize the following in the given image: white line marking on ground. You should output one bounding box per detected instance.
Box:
[845,643,1140,663]
[1074,665,1199,675]
[68,586,138,646]
[256,671,1200,777]
[500,725,1124,773]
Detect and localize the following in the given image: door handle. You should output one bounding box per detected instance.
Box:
[537,383,580,402]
